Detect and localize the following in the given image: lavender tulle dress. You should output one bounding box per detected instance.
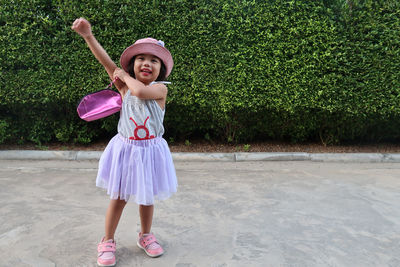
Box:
[96,83,177,205]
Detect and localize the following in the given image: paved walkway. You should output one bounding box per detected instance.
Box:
[1,160,399,266]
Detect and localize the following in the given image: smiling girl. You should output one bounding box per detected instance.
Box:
[72,17,177,266]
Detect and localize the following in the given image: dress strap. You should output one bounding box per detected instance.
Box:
[150,81,171,85]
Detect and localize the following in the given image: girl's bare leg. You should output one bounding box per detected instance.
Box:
[139,205,154,234]
[104,198,127,240]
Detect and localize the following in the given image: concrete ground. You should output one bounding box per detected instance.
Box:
[0,159,399,267]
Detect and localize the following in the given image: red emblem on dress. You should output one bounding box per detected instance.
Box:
[129,116,155,140]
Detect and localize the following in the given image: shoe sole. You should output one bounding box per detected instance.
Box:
[97,260,116,267]
[137,241,164,258]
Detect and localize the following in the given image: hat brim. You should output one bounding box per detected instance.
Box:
[119,43,173,78]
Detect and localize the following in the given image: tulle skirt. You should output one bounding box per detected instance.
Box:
[96,134,177,205]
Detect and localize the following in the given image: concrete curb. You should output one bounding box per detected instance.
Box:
[1,150,400,162]
[235,152,310,162]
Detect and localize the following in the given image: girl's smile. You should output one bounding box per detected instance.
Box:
[141,67,152,76]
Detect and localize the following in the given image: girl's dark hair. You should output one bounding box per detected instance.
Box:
[127,56,167,81]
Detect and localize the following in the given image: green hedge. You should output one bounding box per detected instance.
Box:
[1,0,400,145]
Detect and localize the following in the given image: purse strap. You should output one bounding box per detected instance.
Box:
[107,78,119,89]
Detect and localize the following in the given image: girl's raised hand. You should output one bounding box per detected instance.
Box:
[71,18,92,38]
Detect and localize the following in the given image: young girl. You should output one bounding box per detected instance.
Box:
[72,18,177,266]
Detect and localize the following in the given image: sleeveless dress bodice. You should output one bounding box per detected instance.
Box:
[117,89,165,140]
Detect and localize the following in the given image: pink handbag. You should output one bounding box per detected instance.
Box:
[77,80,122,121]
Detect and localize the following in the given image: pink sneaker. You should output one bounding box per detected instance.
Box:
[137,233,164,257]
[97,238,116,267]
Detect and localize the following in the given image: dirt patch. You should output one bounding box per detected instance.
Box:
[2,139,400,153]
[169,140,400,153]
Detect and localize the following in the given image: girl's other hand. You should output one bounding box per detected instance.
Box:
[71,17,92,38]
[113,68,128,82]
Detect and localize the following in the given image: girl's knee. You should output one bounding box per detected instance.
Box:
[110,198,127,208]
[140,204,154,207]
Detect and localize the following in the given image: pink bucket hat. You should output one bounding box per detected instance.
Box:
[120,38,174,78]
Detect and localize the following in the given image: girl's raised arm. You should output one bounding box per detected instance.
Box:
[71,18,126,93]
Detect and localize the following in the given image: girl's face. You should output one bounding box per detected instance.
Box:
[133,54,161,85]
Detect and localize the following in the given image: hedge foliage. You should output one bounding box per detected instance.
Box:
[1,0,400,145]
